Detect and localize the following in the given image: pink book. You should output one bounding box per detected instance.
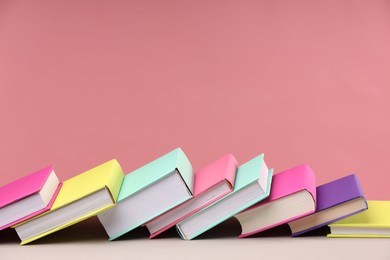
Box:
[0,165,62,230]
[145,154,238,238]
[235,164,316,237]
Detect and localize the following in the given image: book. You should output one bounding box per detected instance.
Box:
[235,164,316,238]
[14,159,124,245]
[176,153,273,240]
[288,174,367,236]
[0,165,61,231]
[146,154,238,238]
[97,148,194,240]
[328,200,390,238]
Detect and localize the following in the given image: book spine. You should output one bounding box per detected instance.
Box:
[105,160,125,203]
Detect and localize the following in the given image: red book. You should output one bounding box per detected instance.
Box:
[146,154,237,238]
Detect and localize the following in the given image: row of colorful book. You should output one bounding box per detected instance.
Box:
[0,148,389,245]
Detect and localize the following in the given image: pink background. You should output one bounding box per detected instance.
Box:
[0,0,389,199]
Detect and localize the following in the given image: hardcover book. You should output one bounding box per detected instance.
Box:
[146,154,238,238]
[98,148,194,240]
[0,165,61,231]
[14,159,124,245]
[288,174,367,236]
[235,164,316,238]
[328,200,390,238]
[176,154,273,240]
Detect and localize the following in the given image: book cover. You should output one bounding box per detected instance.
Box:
[0,165,55,208]
[176,154,273,240]
[0,165,62,231]
[259,164,316,206]
[236,164,316,238]
[117,147,193,202]
[289,174,367,236]
[14,159,124,245]
[98,147,194,240]
[146,153,237,238]
[328,200,390,238]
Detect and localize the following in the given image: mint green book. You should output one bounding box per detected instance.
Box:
[176,154,273,240]
[98,148,194,240]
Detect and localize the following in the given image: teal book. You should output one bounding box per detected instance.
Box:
[98,148,194,240]
[176,154,273,240]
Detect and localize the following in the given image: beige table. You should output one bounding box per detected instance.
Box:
[1,218,389,260]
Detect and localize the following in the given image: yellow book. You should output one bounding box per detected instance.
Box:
[14,159,124,245]
[328,200,390,238]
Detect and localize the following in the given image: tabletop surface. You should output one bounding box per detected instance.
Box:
[1,217,389,260]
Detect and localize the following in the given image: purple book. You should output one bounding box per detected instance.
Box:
[288,174,367,236]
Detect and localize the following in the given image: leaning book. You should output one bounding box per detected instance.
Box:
[176,154,273,240]
[235,164,316,238]
[13,159,124,245]
[98,148,194,240]
[0,165,61,231]
[288,174,367,236]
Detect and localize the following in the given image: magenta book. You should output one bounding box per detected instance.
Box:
[235,164,317,238]
[0,165,62,230]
